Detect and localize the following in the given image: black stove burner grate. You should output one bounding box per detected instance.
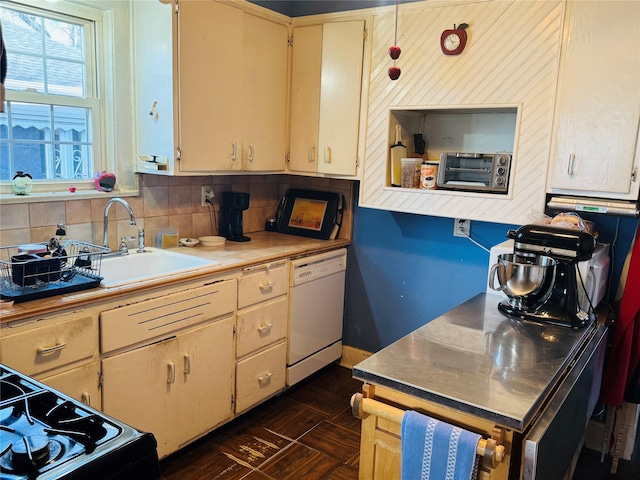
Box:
[0,364,160,480]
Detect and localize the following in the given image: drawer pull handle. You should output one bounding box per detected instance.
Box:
[258,372,273,383]
[567,153,576,175]
[81,391,91,406]
[231,142,237,162]
[184,354,191,375]
[37,343,68,355]
[167,362,176,384]
[258,323,273,333]
[259,280,275,290]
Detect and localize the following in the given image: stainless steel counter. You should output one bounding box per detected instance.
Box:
[352,293,597,431]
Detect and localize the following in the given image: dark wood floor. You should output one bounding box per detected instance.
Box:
[159,364,640,480]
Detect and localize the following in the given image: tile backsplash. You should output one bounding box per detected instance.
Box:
[0,174,355,250]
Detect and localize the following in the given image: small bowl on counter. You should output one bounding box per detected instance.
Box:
[178,238,200,248]
[198,236,226,247]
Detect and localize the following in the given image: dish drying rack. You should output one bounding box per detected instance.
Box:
[0,241,109,303]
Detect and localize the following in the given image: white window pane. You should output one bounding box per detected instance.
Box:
[11,103,52,140]
[0,11,43,55]
[44,17,84,63]
[46,60,84,97]
[5,54,44,92]
[12,141,50,180]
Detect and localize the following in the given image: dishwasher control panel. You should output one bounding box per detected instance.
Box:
[290,249,347,286]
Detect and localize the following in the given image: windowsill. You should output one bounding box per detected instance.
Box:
[0,188,140,204]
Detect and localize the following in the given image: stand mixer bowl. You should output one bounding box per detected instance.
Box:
[489,254,557,308]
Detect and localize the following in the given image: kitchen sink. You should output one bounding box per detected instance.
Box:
[99,248,219,288]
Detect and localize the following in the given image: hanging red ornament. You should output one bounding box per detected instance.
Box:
[388,0,401,81]
[388,45,401,60]
[388,66,401,80]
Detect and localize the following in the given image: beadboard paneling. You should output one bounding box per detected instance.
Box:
[360,0,564,224]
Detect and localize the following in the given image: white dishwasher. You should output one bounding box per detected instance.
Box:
[287,248,347,386]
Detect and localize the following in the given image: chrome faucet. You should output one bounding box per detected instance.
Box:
[102,198,145,252]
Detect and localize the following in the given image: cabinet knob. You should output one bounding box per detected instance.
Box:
[248,144,255,163]
[259,280,275,290]
[258,372,273,383]
[309,145,316,163]
[81,391,91,406]
[258,323,273,333]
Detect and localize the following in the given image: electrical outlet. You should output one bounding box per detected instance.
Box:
[453,218,470,237]
[201,186,215,206]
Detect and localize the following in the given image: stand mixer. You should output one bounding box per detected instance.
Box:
[489,224,597,328]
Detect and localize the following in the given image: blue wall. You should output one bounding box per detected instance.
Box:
[249,0,640,353]
[345,194,639,353]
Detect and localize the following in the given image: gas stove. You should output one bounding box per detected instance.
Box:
[0,364,160,480]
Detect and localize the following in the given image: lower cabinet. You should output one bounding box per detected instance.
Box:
[39,361,101,410]
[101,317,234,459]
[236,341,286,414]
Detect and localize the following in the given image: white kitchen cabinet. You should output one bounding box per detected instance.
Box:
[0,311,100,408]
[547,0,640,200]
[289,21,365,176]
[99,278,237,459]
[133,0,288,174]
[234,261,288,413]
[0,314,97,377]
[101,317,234,459]
[39,362,101,409]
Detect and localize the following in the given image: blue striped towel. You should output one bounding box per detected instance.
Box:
[401,410,481,480]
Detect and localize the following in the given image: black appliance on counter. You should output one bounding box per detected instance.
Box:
[0,364,160,480]
[219,191,250,242]
[498,224,597,328]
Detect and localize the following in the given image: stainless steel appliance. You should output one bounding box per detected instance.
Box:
[287,249,347,386]
[437,152,511,193]
[489,224,597,328]
[0,364,160,479]
[219,191,250,242]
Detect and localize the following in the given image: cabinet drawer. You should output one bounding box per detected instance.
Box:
[0,315,96,376]
[38,361,101,410]
[237,296,287,358]
[235,342,286,413]
[101,279,236,353]
[238,261,288,309]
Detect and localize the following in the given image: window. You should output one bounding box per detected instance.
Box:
[0,0,103,185]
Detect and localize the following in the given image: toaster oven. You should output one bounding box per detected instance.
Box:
[437,152,511,193]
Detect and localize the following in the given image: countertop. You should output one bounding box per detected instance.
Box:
[352,293,597,432]
[0,232,350,323]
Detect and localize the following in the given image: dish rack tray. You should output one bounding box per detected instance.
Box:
[0,241,109,303]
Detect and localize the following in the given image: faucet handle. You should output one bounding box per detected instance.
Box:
[119,236,135,254]
[137,227,146,253]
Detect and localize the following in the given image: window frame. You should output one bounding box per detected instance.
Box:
[0,0,109,195]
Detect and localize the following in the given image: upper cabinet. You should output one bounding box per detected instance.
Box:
[289,21,366,176]
[546,0,640,201]
[134,0,289,174]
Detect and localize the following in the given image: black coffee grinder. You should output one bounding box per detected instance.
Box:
[498,224,596,328]
[219,191,250,242]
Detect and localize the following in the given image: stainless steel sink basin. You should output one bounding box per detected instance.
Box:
[99,248,219,288]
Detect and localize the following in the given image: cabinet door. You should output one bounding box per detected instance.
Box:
[317,20,365,176]
[548,1,640,198]
[242,13,288,171]
[101,338,180,459]
[289,25,323,173]
[177,317,234,446]
[177,0,243,172]
[236,296,288,358]
[39,361,101,410]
